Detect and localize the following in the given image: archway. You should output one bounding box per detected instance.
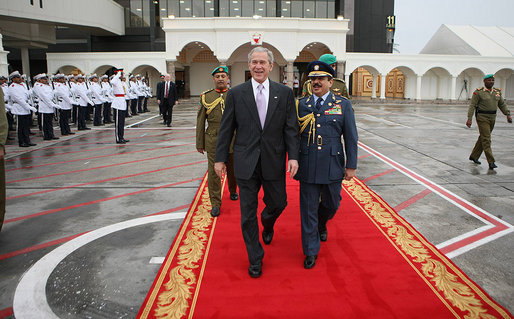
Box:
[494,68,514,100]
[295,42,332,93]
[54,65,84,75]
[131,65,162,95]
[176,41,218,96]
[93,65,116,77]
[457,68,484,100]
[422,67,452,100]
[226,42,286,87]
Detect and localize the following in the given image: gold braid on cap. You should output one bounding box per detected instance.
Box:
[296,99,315,146]
[201,93,225,115]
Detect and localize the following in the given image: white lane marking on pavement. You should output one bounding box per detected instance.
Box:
[126,114,159,128]
[435,225,494,249]
[13,212,187,319]
[358,142,513,258]
[360,114,412,129]
[149,257,165,264]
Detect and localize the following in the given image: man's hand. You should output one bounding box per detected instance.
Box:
[157,99,161,104]
[344,168,356,181]
[214,162,226,179]
[175,101,178,105]
[287,159,298,178]
[466,119,472,128]
[507,115,512,124]
[197,148,204,154]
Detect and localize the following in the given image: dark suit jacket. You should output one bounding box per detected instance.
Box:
[156,81,164,101]
[215,79,299,181]
[157,81,178,106]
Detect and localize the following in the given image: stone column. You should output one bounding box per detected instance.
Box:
[21,47,31,77]
[0,32,8,76]
[371,74,377,99]
[416,75,422,101]
[450,75,457,101]
[166,60,176,82]
[380,73,386,99]
[286,60,294,88]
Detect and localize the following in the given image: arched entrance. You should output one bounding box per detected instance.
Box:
[176,41,218,96]
[131,65,162,95]
[54,65,84,75]
[295,42,332,95]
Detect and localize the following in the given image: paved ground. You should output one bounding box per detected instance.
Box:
[0,98,512,318]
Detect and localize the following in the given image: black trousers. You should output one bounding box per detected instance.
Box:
[86,105,92,121]
[93,104,103,126]
[236,158,287,265]
[77,106,88,129]
[6,112,14,131]
[103,102,112,123]
[161,99,174,125]
[42,113,55,139]
[137,96,144,113]
[130,99,138,115]
[143,97,148,112]
[114,109,126,142]
[59,109,72,135]
[71,105,78,123]
[17,114,32,146]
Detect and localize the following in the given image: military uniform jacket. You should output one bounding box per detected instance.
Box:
[467,87,510,120]
[8,83,32,115]
[296,93,358,184]
[302,78,349,99]
[54,83,74,110]
[196,88,233,154]
[33,82,59,114]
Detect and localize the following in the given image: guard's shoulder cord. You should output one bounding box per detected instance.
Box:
[296,99,315,146]
[201,93,224,115]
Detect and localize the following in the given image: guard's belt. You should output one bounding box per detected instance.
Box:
[115,94,125,97]
[477,110,496,114]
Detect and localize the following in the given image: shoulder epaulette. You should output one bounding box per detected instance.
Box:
[476,87,484,91]
[201,88,214,96]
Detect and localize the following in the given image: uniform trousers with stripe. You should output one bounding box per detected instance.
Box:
[17,114,32,145]
[77,106,88,129]
[93,104,103,126]
[114,109,126,142]
[103,102,112,123]
[59,109,72,135]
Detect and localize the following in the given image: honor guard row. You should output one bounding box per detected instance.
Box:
[2,70,153,146]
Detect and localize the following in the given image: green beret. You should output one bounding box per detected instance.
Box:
[211,66,228,76]
[319,54,337,65]
[483,74,494,80]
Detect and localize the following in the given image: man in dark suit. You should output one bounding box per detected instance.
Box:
[156,74,178,127]
[215,46,299,278]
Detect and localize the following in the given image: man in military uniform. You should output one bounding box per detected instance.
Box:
[196,66,238,217]
[466,74,512,170]
[296,61,358,269]
[302,54,349,99]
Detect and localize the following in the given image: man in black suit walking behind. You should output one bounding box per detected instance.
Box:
[156,74,178,127]
[215,47,299,278]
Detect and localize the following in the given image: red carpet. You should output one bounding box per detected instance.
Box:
[138,174,512,318]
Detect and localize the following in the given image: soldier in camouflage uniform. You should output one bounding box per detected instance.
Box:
[302,54,349,99]
[196,66,238,217]
[466,74,512,170]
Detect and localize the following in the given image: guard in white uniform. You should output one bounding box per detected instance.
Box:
[89,74,107,126]
[8,71,37,147]
[128,75,140,116]
[75,75,94,130]
[54,74,75,135]
[101,75,113,123]
[136,74,145,113]
[33,73,61,140]
[0,76,14,140]
[111,69,130,144]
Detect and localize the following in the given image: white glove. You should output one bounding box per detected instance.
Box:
[53,104,61,109]
[30,106,37,112]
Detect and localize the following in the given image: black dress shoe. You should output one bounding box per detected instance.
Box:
[52,137,60,140]
[469,156,481,164]
[28,143,37,146]
[43,137,52,140]
[167,123,171,127]
[262,229,274,245]
[116,140,126,144]
[319,229,328,242]
[489,162,497,169]
[122,139,130,143]
[68,132,75,135]
[248,263,262,278]
[19,143,30,147]
[304,255,317,269]
[210,207,220,217]
[230,193,238,200]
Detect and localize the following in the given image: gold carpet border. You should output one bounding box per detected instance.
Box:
[344,178,511,319]
[139,174,214,319]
